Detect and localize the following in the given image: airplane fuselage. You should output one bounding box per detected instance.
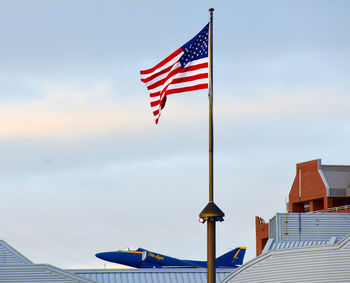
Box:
[95,247,246,268]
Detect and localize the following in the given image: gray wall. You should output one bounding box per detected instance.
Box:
[269,213,350,242]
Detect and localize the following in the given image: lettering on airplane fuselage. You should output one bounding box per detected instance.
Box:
[148,252,164,261]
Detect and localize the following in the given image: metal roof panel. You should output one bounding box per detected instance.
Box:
[321,165,350,196]
[0,264,95,283]
[223,234,350,283]
[0,240,32,265]
[70,268,234,283]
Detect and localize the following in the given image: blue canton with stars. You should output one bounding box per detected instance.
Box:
[179,23,209,68]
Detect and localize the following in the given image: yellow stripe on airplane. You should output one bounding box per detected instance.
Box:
[115,251,143,254]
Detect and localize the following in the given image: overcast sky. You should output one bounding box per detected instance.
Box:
[1,0,350,269]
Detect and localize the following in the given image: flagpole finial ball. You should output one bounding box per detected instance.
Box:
[209,8,214,12]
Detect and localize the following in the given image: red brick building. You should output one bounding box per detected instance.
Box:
[255,216,268,257]
[255,159,350,256]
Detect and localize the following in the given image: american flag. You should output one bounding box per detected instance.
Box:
[140,23,209,124]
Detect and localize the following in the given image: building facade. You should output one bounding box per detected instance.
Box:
[256,159,350,255]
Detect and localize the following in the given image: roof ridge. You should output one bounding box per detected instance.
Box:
[321,164,350,169]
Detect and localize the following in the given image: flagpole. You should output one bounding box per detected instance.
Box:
[209,9,214,204]
[199,8,225,283]
[208,8,216,283]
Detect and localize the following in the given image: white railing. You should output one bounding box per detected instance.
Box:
[311,205,350,213]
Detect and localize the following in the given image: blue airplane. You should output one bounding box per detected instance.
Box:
[95,246,246,268]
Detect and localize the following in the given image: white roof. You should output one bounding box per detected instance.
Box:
[71,268,234,283]
[0,240,32,265]
[0,264,95,282]
[223,234,350,283]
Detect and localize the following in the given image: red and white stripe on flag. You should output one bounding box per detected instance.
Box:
[140,29,209,124]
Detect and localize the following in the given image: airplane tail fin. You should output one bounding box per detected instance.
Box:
[216,247,246,267]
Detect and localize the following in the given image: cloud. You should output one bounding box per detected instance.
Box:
[0,81,152,140]
[0,81,348,147]
[217,87,350,122]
